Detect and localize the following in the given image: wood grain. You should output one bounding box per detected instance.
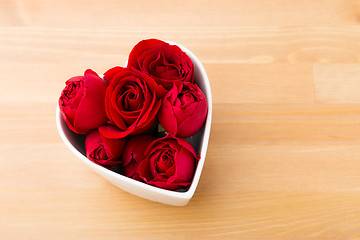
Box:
[1,0,360,239]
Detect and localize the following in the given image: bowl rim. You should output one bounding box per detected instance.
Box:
[56,40,212,202]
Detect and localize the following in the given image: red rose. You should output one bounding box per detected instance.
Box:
[121,134,156,181]
[100,67,166,139]
[159,82,208,138]
[128,39,194,90]
[138,135,199,191]
[59,69,108,134]
[85,128,126,166]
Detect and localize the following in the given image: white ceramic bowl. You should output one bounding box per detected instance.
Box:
[56,41,212,206]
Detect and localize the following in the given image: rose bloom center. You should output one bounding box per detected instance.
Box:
[156,149,175,173]
[91,145,107,160]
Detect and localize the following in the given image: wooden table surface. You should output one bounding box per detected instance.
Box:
[2,0,360,239]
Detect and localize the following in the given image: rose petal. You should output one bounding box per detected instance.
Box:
[99,124,132,139]
[128,39,166,70]
[174,147,196,182]
[138,156,153,182]
[103,66,124,84]
[176,100,208,138]
[73,70,108,133]
[122,134,155,166]
[85,128,126,166]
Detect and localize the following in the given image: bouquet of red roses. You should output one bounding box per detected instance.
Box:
[58,39,208,191]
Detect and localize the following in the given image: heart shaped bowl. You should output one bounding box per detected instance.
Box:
[56,41,212,206]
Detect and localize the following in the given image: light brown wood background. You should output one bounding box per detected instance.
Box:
[1,0,360,239]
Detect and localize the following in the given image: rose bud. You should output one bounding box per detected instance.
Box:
[159,82,208,138]
[138,135,199,191]
[99,67,166,139]
[85,128,126,166]
[59,69,108,134]
[128,39,194,90]
[121,134,155,181]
